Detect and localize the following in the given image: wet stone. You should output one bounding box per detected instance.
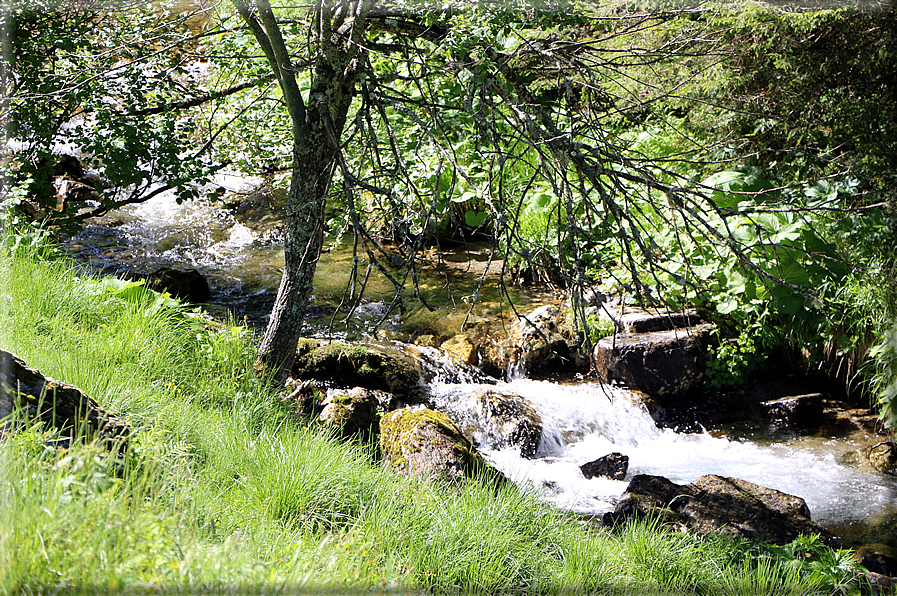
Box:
[451,389,543,459]
[593,324,713,397]
[868,441,897,474]
[147,267,211,303]
[606,473,832,545]
[580,452,629,480]
[855,543,897,578]
[759,393,823,431]
[442,334,477,366]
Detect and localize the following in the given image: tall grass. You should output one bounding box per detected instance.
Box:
[0,235,867,594]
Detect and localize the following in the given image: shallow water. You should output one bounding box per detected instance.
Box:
[63,181,540,337]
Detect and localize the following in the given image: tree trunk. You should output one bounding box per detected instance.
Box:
[234,0,369,382]
[254,49,364,382]
[254,143,333,382]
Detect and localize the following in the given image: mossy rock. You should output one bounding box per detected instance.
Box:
[293,340,420,397]
[316,387,381,440]
[0,349,129,448]
[380,407,502,483]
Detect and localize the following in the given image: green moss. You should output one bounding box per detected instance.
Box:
[330,392,355,406]
[379,408,473,469]
[292,340,420,396]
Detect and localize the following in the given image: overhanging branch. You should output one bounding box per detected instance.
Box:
[129,74,277,116]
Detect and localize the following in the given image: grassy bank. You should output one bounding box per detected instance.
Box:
[0,236,869,594]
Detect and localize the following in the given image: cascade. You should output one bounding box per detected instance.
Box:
[425,375,897,527]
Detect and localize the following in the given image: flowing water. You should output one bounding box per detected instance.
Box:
[428,379,897,534]
[64,178,543,336]
[62,181,897,547]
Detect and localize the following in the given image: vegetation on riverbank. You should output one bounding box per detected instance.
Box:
[1,2,895,590]
[0,236,871,594]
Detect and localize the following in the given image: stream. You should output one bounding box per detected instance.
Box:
[62,179,897,548]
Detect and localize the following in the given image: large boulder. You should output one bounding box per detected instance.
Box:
[380,407,495,482]
[593,324,713,398]
[605,474,831,545]
[0,350,129,447]
[616,309,703,334]
[293,340,421,398]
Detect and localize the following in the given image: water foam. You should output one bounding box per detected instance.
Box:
[430,378,897,524]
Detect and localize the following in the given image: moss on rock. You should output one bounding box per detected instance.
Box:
[316,387,380,440]
[293,340,420,397]
[380,407,500,483]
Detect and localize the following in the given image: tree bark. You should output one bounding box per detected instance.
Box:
[254,144,332,382]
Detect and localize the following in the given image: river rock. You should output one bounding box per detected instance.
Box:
[414,334,440,349]
[581,452,629,480]
[759,393,823,431]
[455,390,542,458]
[865,571,896,592]
[16,155,98,220]
[855,543,897,578]
[868,441,897,474]
[54,177,95,211]
[293,340,421,398]
[476,305,587,379]
[605,473,831,545]
[593,324,713,397]
[316,387,381,439]
[147,267,211,303]
[0,349,129,447]
[380,407,495,482]
[442,334,477,366]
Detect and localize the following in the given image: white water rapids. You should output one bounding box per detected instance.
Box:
[63,180,897,540]
[427,378,897,529]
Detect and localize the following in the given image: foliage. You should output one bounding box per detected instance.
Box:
[705,329,766,390]
[1,0,221,229]
[714,7,897,187]
[869,324,897,429]
[3,0,895,405]
[759,535,865,595]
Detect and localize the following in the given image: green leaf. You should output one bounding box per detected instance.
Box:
[464,210,488,227]
[717,297,739,314]
[453,190,478,204]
